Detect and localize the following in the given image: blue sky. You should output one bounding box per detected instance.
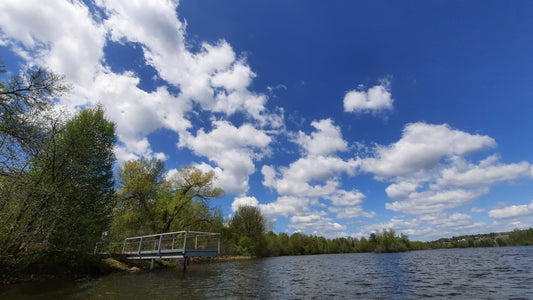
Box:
[1,0,533,241]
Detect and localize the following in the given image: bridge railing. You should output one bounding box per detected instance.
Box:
[121,231,220,257]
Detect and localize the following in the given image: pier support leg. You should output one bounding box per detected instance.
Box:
[150,259,155,271]
[183,256,189,271]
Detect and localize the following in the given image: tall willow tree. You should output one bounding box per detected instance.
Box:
[111,158,224,240]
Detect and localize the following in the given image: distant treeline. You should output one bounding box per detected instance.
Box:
[223,207,411,257]
[423,228,533,249]
[259,228,411,256]
[223,206,533,257]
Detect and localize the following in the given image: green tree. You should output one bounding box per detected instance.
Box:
[110,159,224,240]
[157,167,224,233]
[45,106,117,250]
[229,205,268,256]
[509,228,533,246]
[0,64,71,254]
[288,232,307,255]
[370,229,409,253]
[265,231,281,256]
[111,158,165,237]
[277,232,290,255]
[1,105,117,254]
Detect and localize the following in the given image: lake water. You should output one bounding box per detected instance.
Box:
[2,246,533,299]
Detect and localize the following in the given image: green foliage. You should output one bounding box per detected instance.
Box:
[424,228,533,249]
[509,228,533,245]
[0,106,117,254]
[369,229,410,253]
[43,105,117,250]
[0,70,117,281]
[110,159,224,241]
[228,205,268,257]
[223,226,414,257]
[0,60,116,261]
[111,158,165,237]
[1,64,69,256]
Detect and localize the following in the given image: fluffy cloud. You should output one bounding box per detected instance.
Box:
[232,196,259,212]
[289,214,347,237]
[361,217,420,235]
[263,157,358,197]
[359,122,533,216]
[329,206,375,219]
[435,155,531,188]
[101,0,280,126]
[385,188,489,215]
[360,122,496,178]
[179,121,271,195]
[0,0,106,86]
[261,119,373,232]
[329,190,366,206]
[295,119,347,156]
[489,200,533,219]
[327,190,375,219]
[263,119,358,199]
[343,79,393,114]
[260,196,310,217]
[90,71,191,157]
[420,212,474,229]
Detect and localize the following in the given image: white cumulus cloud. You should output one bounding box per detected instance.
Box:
[344,79,393,114]
[261,119,373,232]
[232,196,259,212]
[295,119,348,156]
[179,121,272,195]
[360,122,496,178]
[358,122,533,216]
[489,200,533,219]
[435,155,530,188]
[289,214,347,237]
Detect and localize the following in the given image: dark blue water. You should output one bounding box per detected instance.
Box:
[2,246,533,299]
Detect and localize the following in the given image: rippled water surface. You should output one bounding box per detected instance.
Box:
[2,246,533,299]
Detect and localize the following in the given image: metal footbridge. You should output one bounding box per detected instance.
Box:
[121,231,220,269]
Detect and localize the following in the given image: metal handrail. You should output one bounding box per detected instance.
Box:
[124,231,220,241]
[122,231,221,256]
